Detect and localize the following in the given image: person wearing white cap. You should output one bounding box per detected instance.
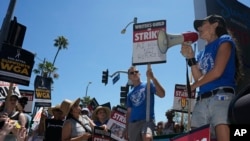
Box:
[81,108,90,117]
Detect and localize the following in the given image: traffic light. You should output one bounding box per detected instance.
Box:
[120,85,129,105]
[102,69,109,85]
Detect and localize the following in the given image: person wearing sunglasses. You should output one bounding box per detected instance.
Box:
[124,66,165,141]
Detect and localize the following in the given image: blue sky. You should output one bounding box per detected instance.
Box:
[0,0,249,123]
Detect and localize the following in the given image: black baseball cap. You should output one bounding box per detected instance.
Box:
[193,14,226,31]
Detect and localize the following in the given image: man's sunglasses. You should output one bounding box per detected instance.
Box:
[129,71,139,75]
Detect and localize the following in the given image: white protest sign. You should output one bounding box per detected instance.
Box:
[0,81,20,100]
[173,84,196,112]
[132,20,166,65]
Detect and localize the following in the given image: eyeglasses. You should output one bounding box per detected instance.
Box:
[81,111,89,114]
[129,70,139,75]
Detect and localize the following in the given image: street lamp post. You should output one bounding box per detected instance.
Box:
[85,82,92,97]
[121,17,137,34]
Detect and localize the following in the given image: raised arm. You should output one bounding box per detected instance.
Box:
[147,68,165,98]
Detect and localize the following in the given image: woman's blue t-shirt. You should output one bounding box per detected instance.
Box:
[197,34,236,94]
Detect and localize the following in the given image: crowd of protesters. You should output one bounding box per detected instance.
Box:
[0,55,248,141]
[0,94,113,141]
[0,93,185,141]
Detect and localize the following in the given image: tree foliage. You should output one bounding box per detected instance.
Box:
[33,36,68,84]
[33,60,58,84]
[81,96,92,107]
[52,36,69,66]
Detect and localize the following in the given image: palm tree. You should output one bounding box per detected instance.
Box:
[33,60,58,83]
[81,96,92,108]
[52,36,69,66]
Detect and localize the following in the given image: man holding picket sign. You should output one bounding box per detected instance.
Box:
[124,65,165,141]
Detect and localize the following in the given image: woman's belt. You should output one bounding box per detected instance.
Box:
[196,87,234,101]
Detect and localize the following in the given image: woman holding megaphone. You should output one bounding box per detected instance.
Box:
[181,14,244,141]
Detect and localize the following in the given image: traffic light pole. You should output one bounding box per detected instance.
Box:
[102,70,129,86]
[110,70,127,78]
[0,0,16,50]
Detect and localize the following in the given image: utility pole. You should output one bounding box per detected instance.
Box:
[0,0,17,110]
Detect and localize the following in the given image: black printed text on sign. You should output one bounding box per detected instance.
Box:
[132,20,166,65]
[35,88,51,99]
[0,44,35,86]
[34,76,51,100]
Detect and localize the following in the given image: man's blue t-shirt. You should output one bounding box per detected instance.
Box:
[127,81,156,122]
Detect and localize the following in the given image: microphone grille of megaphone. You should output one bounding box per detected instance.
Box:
[157,30,198,54]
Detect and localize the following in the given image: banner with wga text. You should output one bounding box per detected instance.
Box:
[34,75,51,101]
[0,44,35,86]
[132,20,166,65]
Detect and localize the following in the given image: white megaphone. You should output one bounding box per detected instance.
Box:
[157,30,198,54]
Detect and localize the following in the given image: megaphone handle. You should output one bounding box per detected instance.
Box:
[146,63,151,122]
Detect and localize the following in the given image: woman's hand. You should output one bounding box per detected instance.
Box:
[16,127,27,141]
[100,124,108,131]
[1,118,14,135]
[181,42,195,59]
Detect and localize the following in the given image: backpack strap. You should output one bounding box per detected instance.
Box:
[9,111,20,119]
[71,116,92,134]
